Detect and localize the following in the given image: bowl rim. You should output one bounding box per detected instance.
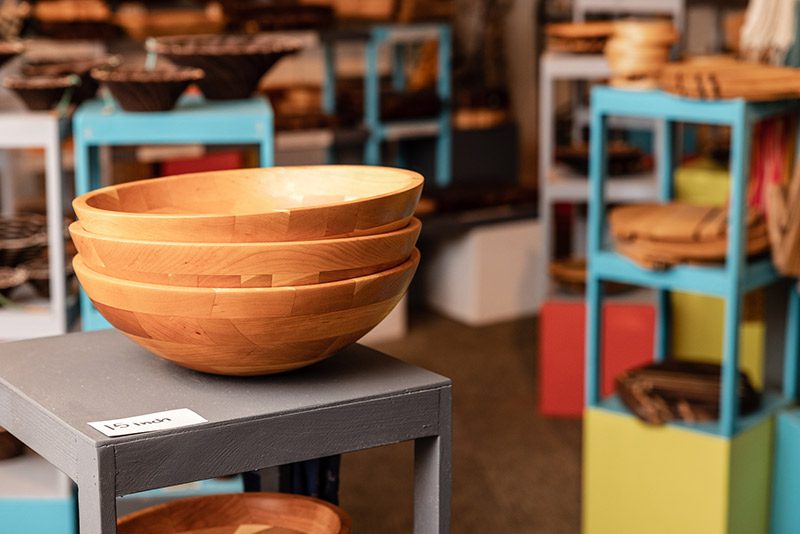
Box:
[90,66,205,83]
[68,216,421,248]
[74,247,420,296]
[72,165,424,222]
[147,33,305,56]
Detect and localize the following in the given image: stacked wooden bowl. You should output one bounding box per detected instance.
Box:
[605,20,678,90]
[609,203,769,269]
[71,166,423,376]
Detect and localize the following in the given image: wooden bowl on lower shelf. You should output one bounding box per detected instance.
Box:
[72,166,424,243]
[73,249,419,375]
[69,217,420,287]
[117,492,350,533]
[3,74,78,111]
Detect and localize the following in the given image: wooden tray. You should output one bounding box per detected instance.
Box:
[70,218,420,288]
[73,166,423,243]
[117,493,350,533]
[73,250,419,375]
[660,59,800,101]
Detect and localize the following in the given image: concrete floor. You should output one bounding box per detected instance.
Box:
[339,310,583,533]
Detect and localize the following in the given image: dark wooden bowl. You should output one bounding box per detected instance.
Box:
[117,492,351,533]
[22,55,119,105]
[2,74,78,111]
[0,214,47,266]
[149,34,302,100]
[0,41,24,70]
[91,66,204,112]
[0,429,24,460]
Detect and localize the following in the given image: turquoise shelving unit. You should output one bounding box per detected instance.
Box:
[73,94,275,331]
[585,86,800,438]
[322,23,452,186]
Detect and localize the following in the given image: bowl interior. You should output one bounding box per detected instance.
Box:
[117,493,349,534]
[80,166,422,217]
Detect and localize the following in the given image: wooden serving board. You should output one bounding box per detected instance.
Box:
[660,59,800,100]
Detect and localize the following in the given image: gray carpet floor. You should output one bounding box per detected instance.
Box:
[339,310,583,533]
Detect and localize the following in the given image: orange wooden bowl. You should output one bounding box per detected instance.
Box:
[73,249,420,375]
[72,166,423,243]
[117,492,350,533]
[69,217,420,287]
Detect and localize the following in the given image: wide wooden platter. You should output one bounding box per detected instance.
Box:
[73,250,419,375]
[70,218,420,287]
[73,166,424,243]
[117,493,350,534]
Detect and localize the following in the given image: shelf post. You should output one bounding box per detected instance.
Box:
[586,103,608,406]
[655,119,675,362]
[435,24,452,187]
[719,104,751,437]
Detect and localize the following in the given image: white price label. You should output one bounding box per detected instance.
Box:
[88,408,207,437]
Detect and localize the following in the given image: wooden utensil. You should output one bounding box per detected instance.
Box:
[73,166,424,243]
[70,218,420,288]
[117,493,350,534]
[73,250,419,375]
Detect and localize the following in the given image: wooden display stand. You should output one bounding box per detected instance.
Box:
[584,406,773,534]
[539,299,654,417]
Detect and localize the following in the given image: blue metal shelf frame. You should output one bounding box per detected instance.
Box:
[322,23,453,187]
[73,95,275,331]
[585,87,800,437]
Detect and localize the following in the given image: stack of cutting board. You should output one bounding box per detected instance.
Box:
[610,203,770,269]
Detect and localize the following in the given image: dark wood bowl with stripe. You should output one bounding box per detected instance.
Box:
[91,66,204,112]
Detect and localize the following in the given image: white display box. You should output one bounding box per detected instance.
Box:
[424,218,543,326]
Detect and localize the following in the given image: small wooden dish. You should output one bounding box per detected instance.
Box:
[3,74,78,111]
[117,492,350,533]
[0,267,28,298]
[73,166,424,243]
[22,55,119,105]
[91,66,204,112]
[148,34,302,100]
[70,217,420,287]
[73,249,419,375]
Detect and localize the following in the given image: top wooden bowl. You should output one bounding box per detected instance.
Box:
[73,166,424,243]
[117,492,350,533]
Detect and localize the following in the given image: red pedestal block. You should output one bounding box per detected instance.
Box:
[161,150,243,176]
[539,299,655,417]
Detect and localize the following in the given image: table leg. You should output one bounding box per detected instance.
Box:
[414,391,451,533]
[78,448,117,533]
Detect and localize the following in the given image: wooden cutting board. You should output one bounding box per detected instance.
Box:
[660,59,800,100]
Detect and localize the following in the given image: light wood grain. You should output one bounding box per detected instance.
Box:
[117,493,350,534]
[73,166,423,243]
[73,250,419,374]
[70,218,420,287]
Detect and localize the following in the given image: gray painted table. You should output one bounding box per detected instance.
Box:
[0,330,452,533]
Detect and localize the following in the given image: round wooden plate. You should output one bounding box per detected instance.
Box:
[73,166,424,243]
[73,250,419,375]
[69,218,421,288]
[117,493,350,534]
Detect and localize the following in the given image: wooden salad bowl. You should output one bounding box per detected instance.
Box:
[73,166,423,243]
[117,493,350,533]
[70,217,420,287]
[73,249,420,375]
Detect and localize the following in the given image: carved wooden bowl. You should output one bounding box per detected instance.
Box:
[117,493,350,533]
[70,217,420,287]
[2,74,78,111]
[148,34,302,100]
[73,249,419,375]
[73,166,424,243]
[0,41,24,70]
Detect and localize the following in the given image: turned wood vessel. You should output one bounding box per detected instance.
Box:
[70,218,420,287]
[73,249,420,375]
[73,166,423,243]
[117,493,350,533]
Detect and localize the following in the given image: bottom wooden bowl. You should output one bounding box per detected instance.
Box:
[73,250,419,375]
[118,493,350,534]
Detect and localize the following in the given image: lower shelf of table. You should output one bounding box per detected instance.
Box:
[544,166,658,203]
[590,251,780,297]
[593,392,790,438]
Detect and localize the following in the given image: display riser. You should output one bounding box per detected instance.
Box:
[539,299,655,417]
[584,407,773,534]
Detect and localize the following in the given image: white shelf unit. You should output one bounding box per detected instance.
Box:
[0,450,73,500]
[0,111,73,341]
